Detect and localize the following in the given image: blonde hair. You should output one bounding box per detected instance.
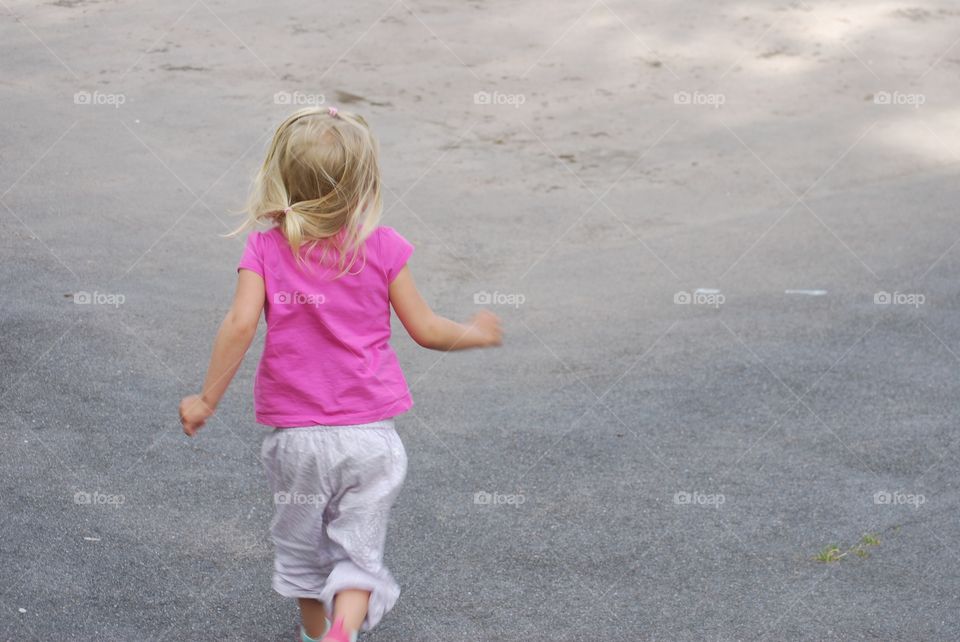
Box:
[232,107,382,275]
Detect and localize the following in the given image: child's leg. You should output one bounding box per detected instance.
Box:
[298,598,328,639]
[332,589,371,633]
[316,424,408,633]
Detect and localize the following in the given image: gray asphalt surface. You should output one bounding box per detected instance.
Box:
[2,1,960,640]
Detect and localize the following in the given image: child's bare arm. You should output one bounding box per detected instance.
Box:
[179,269,265,436]
[389,266,502,351]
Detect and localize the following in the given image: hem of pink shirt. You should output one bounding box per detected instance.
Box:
[255,395,413,428]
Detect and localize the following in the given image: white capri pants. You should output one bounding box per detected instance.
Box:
[260,420,407,631]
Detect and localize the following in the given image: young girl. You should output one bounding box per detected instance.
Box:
[178,106,502,642]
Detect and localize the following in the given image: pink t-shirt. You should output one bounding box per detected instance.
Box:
[237,226,414,427]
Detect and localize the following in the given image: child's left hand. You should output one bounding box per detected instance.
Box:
[179,394,214,436]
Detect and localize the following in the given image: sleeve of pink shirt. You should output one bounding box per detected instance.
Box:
[379,227,414,282]
[237,231,265,276]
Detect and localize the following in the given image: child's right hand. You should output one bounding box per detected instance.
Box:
[467,310,503,347]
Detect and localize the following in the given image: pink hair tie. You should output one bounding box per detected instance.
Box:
[283,206,292,215]
[328,106,338,118]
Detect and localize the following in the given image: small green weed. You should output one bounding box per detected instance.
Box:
[814,534,880,563]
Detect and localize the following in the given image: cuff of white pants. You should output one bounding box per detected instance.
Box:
[318,560,400,631]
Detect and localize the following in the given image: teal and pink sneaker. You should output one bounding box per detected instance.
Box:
[321,617,357,642]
